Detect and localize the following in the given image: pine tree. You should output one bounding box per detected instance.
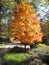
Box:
[9,1,43,44]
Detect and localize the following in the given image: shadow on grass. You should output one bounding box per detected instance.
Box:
[7,47,29,53]
[41,55,49,65]
[4,60,25,65]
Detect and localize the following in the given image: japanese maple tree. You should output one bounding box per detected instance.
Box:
[9,1,43,44]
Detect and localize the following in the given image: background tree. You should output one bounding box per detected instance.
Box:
[41,21,49,35]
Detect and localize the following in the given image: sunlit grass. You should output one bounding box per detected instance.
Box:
[4,53,29,62]
[0,44,5,46]
[3,53,29,65]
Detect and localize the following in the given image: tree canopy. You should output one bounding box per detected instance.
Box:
[0,0,49,40]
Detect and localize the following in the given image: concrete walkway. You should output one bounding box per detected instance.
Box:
[0,43,30,49]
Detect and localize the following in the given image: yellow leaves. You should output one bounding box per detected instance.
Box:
[38,44,46,47]
[36,37,42,42]
[9,1,43,44]
[28,32,35,37]
[10,37,15,42]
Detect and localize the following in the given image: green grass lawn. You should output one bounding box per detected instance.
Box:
[3,53,29,65]
[0,44,5,46]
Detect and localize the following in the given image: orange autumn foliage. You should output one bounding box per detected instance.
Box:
[9,1,43,44]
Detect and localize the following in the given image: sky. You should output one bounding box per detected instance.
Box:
[37,5,49,20]
[1,1,49,24]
